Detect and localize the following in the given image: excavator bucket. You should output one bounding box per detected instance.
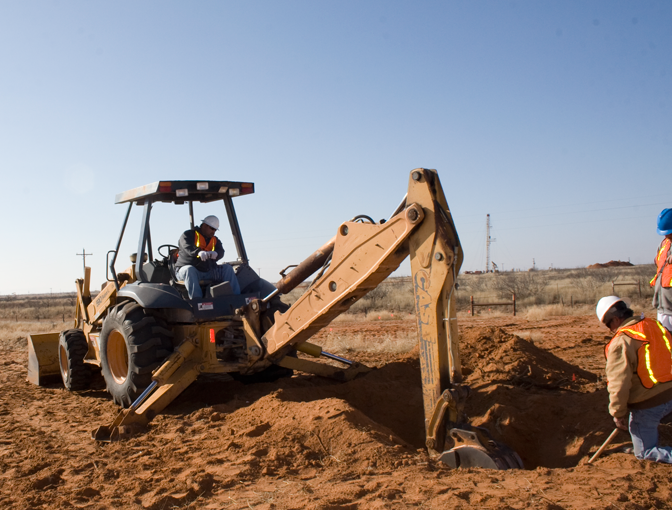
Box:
[27,332,61,386]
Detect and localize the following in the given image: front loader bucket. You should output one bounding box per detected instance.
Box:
[27,332,61,386]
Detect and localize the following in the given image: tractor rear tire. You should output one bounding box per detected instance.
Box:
[100,301,173,408]
[58,329,92,391]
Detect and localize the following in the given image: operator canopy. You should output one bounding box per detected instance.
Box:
[115,180,254,204]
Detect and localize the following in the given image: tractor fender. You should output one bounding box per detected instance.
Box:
[117,283,192,311]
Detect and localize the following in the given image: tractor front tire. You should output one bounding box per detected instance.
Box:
[100,302,173,408]
[58,329,92,391]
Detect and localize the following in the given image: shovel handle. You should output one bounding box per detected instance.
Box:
[588,428,620,464]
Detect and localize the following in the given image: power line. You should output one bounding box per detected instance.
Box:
[453,192,670,219]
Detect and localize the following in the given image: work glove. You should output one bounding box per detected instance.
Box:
[209,251,219,260]
[613,415,628,431]
[198,250,209,260]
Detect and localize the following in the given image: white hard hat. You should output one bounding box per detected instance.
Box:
[596,295,625,323]
[201,215,219,230]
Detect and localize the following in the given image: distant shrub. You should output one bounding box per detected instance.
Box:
[281,278,415,314]
[491,272,548,302]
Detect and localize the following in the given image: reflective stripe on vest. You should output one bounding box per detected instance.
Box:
[195,231,217,252]
[605,318,672,389]
[650,238,672,288]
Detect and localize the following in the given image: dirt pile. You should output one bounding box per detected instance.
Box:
[131,395,423,509]
[459,327,597,389]
[586,260,634,268]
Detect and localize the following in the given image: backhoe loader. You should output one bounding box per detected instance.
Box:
[28,169,522,470]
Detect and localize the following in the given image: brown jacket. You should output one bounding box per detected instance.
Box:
[605,316,672,417]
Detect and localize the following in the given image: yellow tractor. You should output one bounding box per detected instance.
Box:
[28,169,522,470]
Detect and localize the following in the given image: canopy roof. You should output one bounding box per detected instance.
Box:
[115,180,255,204]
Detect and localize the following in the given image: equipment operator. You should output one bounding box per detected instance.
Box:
[651,208,672,333]
[175,215,241,299]
[596,295,672,463]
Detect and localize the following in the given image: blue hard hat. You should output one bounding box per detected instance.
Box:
[658,208,672,236]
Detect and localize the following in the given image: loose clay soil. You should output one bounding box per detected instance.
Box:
[2,312,672,509]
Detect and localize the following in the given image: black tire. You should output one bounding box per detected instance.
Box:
[58,329,92,391]
[99,301,174,408]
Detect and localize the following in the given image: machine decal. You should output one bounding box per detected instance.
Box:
[414,269,435,387]
[198,302,214,311]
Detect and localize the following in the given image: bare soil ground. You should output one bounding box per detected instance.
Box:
[2,313,672,509]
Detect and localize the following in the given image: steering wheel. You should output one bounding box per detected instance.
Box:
[158,244,179,260]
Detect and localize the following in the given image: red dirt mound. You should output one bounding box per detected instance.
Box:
[459,327,597,389]
[587,260,634,268]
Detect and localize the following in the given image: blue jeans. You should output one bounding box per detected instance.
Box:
[629,399,672,463]
[658,312,672,334]
[176,264,241,299]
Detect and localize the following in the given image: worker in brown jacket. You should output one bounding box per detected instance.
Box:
[596,295,672,463]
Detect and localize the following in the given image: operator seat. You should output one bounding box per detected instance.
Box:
[166,249,235,298]
[167,249,213,298]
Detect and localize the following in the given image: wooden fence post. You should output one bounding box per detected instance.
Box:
[512,293,516,317]
[470,296,474,317]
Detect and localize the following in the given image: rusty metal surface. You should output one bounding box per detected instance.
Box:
[275,237,336,295]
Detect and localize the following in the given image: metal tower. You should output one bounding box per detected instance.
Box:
[485,214,495,273]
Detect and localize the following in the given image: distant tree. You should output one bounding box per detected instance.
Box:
[491,272,548,301]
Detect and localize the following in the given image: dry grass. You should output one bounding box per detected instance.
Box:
[318,331,417,354]
[457,308,513,319]
[330,310,414,322]
[0,293,75,322]
[457,264,656,309]
[525,304,595,321]
[0,320,62,350]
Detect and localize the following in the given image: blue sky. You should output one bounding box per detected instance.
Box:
[0,1,670,293]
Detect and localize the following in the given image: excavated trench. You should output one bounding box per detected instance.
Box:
[162,326,613,470]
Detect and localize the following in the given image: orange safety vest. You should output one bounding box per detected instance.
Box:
[650,238,672,288]
[195,231,217,253]
[605,318,672,389]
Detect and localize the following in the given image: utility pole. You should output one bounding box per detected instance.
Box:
[485,214,496,273]
[77,248,93,277]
